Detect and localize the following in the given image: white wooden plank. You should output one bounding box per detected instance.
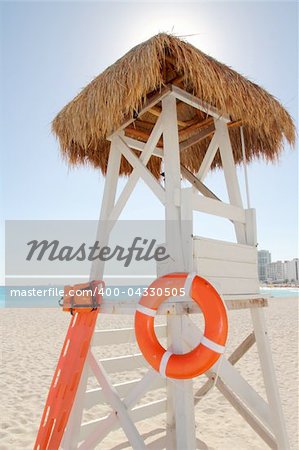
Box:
[240,125,251,209]
[162,94,196,450]
[88,352,146,450]
[108,86,171,138]
[216,378,277,449]
[215,120,246,243]
[62,138,122,450]
[192,193,246,223]
[183,319,274,433]
[193,236,257,263]
[122,136,163,158]
[196,129,220,181]
[98,353,147,373]
[194,258,258,279]
[84,376,166,410]
[80,370,161,450]
[79,399,167,442]
[245,209,258,246]
[251,308,290,449]
[171,85,230,122]
[109,114,165,222]
[193,275,260,296]
[117,136,165,205]
[93,324,166,347]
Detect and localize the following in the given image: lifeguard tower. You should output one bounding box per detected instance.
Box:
[35,34,295,449]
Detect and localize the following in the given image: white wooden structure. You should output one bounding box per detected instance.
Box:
[61,85,289,450]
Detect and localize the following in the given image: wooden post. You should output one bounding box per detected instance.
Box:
[251,308,290,449]
[215,120,247,244]
[62,138,121,449]
[162,94,196,450]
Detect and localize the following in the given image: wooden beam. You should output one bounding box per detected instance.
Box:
[228,119,242,128]
[194,332,255,400]
[108,85,171,139]
[192,195,246,223]
[147,106,199,129]
[148,106,186,127]
[125,126,163,147]
[122,136,163,158]
[214,379,277,449]
[180,164,220,200]
[171,85,230,122]
[179,124,215,151]
[88,353,146,450]
[117,136,165,204]
[196,129,219,181]
[179,118,214,140]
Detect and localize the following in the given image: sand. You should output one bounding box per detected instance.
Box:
[1,297,298,450]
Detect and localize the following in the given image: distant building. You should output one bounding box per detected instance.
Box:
[284,258,299,282]
[258,250,271,281]
[266,261,285,283]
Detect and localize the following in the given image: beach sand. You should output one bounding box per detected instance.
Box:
[1,297,298,450]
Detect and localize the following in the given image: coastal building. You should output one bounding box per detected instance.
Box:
[266,260,285,283]
[284,258,299,282]
[258,250,271,281]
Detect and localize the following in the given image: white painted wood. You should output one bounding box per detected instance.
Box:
[193,236,257,263]
[183,318,274,433]
[122,136,163,158]
[215,120,247,244]
[80,398,167,443]
[84,376,166,410]
[162,94,196,450]
[215,378,277,449]
[117,136,166,205]
[240,126,251,209]
[180,188,194,272]
[62,139,122,450]
[171,85,230,122]
[194,258,258,279]
[98,353,147,374]
[192,192,246,223]
[251,308,290,449]
[109,114,165,222]
[196,129,220,181]
[245,209,258,246]
[93,324,166,347]
[79,369,159,450]
[192,274,260,296]
[88,352,147,450]
[108,86,171,138]
[61,86,287,450]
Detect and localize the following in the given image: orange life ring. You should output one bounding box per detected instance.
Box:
[134,272,228,379]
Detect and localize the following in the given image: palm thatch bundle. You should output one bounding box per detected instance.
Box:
[52,33,295,178]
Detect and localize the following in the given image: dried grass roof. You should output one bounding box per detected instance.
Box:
[52,33,295,178]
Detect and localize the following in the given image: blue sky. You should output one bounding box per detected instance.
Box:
[1,1,298,282]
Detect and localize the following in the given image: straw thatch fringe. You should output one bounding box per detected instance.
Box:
[52,33,295,177]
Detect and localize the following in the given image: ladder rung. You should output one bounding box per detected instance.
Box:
[80,398,167,441]
[84,377,166,410]
[92,324,166,346]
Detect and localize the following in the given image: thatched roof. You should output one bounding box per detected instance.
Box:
[52,33,295,178]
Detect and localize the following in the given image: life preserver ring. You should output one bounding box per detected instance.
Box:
[134,272,228,379]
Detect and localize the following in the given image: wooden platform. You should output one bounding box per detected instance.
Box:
[98,296,268,315]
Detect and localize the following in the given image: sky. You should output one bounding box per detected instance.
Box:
[1,1,298,283]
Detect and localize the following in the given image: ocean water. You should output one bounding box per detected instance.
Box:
[260,287,299,298]
[0,285,298,308]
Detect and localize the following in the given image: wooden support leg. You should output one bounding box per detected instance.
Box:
[251,308,290,450]
[162,94,196,450]
[194,332,256,401]
[62,139,122,449]
[167,315,196,450]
